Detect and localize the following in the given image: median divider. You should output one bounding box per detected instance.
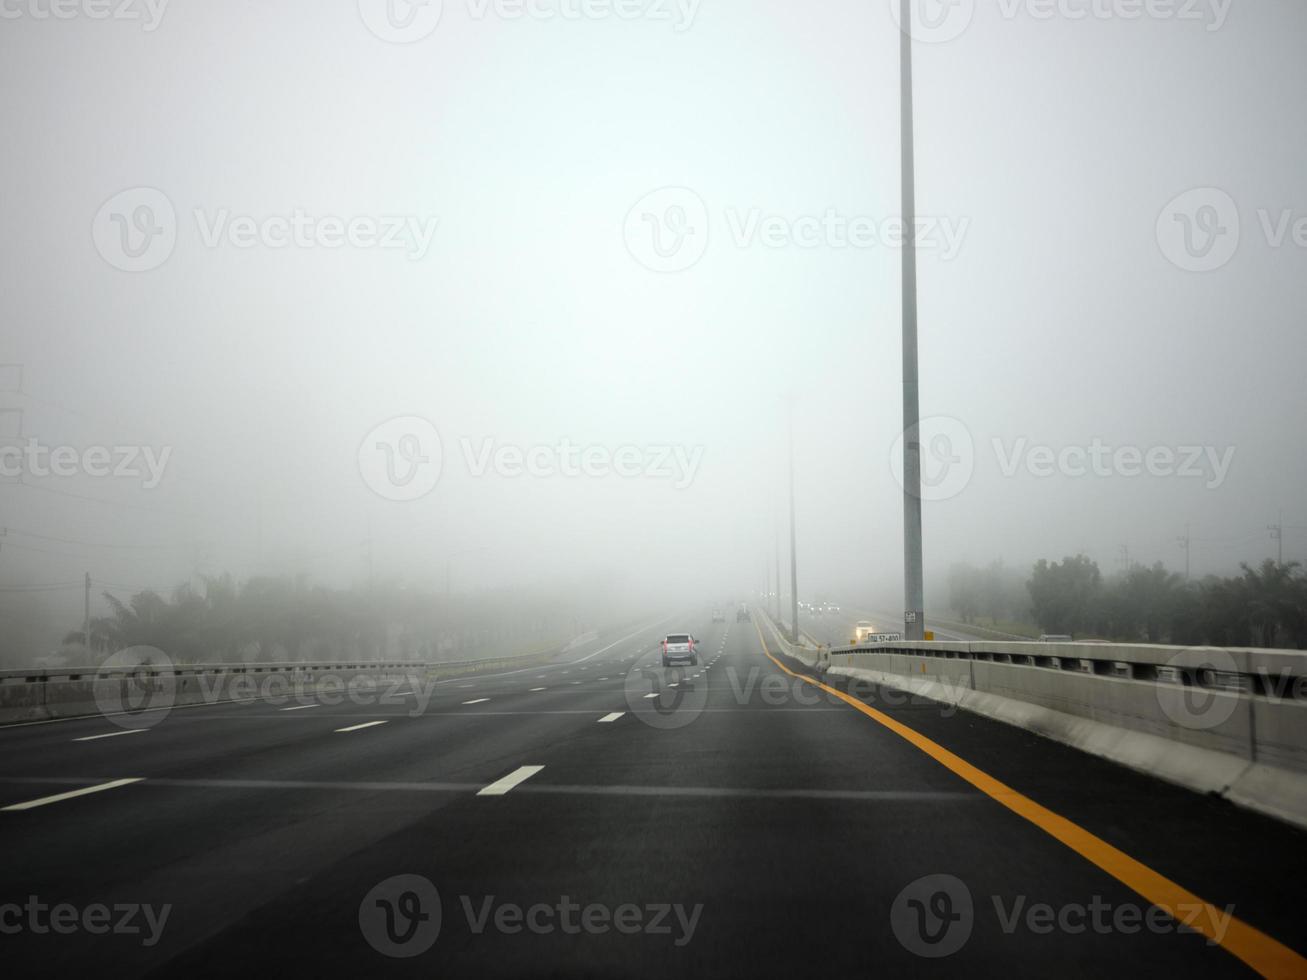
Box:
[756,610,827,670]
[825,639,1307,830]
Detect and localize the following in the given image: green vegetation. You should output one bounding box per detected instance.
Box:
[949,558,1307,649]
[59,574,591,665]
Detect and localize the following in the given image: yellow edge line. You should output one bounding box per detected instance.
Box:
[752,620,1307,978]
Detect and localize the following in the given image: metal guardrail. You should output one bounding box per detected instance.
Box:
[0,661,428,683]
[0,644,581,685]
[828,639,1307,700]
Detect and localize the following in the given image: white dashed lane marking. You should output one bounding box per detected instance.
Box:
[2,778,143,811]
[72,730,147,742]
[335,721,388,733]
[477,765,545,797]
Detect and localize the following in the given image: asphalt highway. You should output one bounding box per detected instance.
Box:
[3,612,1305,977]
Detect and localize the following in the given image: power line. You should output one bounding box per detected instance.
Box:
[1,479,193,517]
[0,581,82,593]
[4,526,184,552]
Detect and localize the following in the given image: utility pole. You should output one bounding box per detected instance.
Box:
[1118,544,1130,576]
[899,0,925,641]
[1177,524,1191,581]
[1270,513,1283,566]
[788,400,799,646]
[83,572,91,655]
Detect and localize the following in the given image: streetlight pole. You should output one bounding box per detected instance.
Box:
[774,511,782,623]
[788,401,799,646]
[899,0,925,641]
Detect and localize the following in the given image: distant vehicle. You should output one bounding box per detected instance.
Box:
[711,608,726,623]
[852,621,877,643]
[824,602,841,614]
[736,605,751,622]
[661,633,699,667]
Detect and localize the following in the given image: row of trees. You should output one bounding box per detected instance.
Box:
[58,573,598,665]
[948,558,1307,649]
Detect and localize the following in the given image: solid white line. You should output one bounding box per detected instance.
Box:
[72,730,147,742]
[598,712,625,723]
[335,721,388,733]
[2,777,143,811]
[462,699,490,705]
[477,765,544,796]
[281,704,320,711]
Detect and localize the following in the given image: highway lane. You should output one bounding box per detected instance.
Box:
[3,611,1306,977]
[0,617,680,974]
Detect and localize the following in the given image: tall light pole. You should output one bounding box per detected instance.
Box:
[788,401,799,646]
[774,510,782,622]
[899,0,925,641]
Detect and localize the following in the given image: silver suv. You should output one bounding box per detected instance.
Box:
[660,633,699,667]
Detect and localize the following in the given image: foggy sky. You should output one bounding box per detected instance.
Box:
[2,0,1305,652]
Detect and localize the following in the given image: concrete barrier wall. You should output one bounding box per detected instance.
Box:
[0,633,605,728]
[0,661,430,726]
[825,640,1307,829]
